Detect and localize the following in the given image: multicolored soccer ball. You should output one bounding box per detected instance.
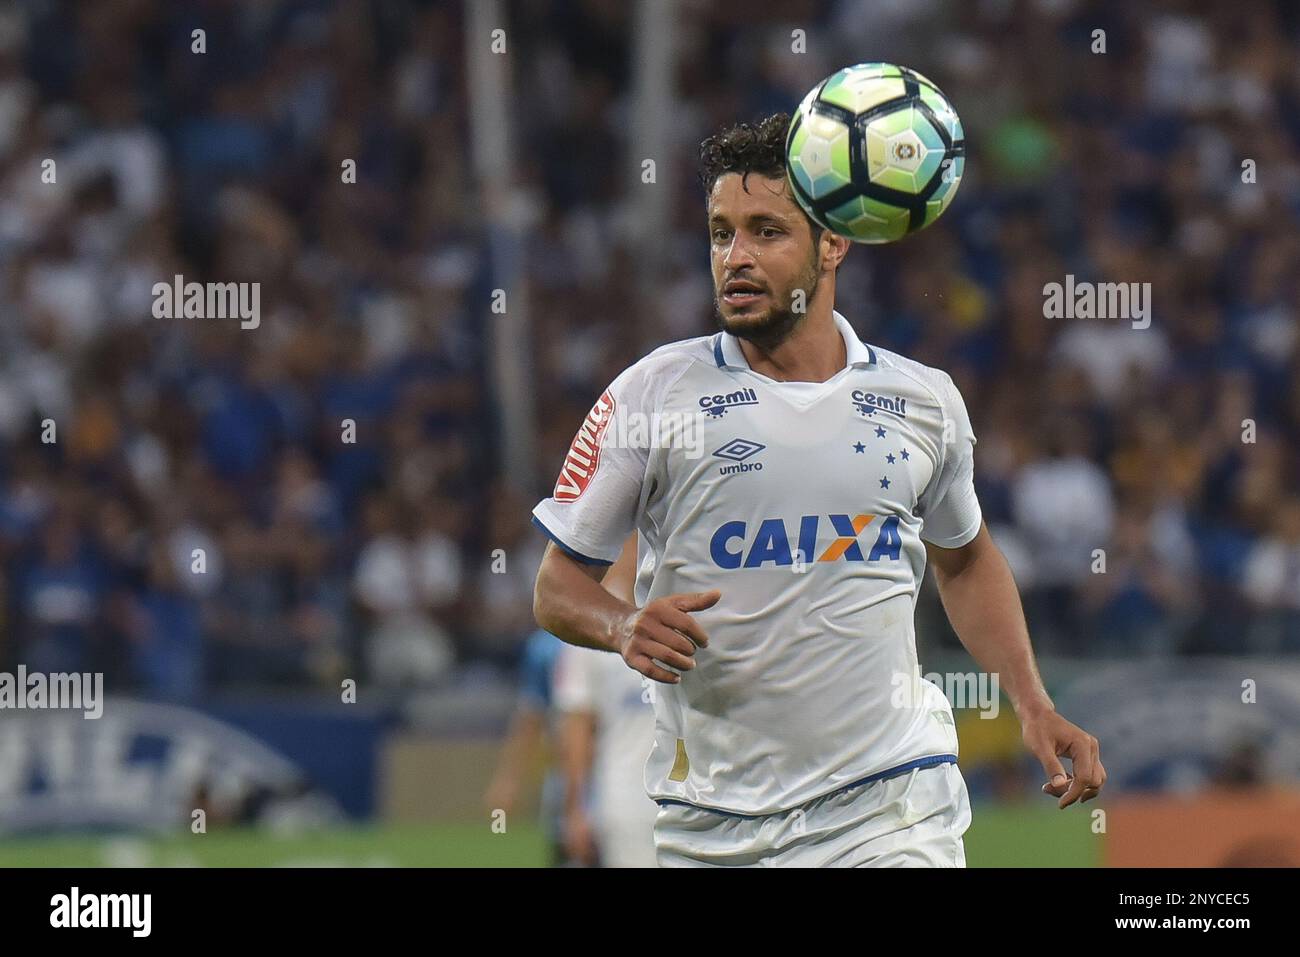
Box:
[786,63,965,244]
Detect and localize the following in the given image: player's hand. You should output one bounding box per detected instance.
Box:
[1021,709,1106,809]
[615,590,721,684]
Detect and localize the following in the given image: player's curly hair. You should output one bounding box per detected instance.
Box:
[697,112,824,244]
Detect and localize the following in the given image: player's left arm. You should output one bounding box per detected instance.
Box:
[921,370,1104,809]
[926,524,1106,808]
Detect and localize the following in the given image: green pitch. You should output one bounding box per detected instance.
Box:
[0,823,548,868]
[0,803,1096,867]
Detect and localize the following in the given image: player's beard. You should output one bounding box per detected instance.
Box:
[715,248,822,353]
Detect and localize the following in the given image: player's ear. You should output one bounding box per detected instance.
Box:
[824,231,850,270]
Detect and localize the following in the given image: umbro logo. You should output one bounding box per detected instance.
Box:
[713,438,764,476]
[714,438,764,461]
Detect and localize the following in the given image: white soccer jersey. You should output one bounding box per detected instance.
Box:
[532,310,981,816]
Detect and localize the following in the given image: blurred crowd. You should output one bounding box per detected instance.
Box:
[0,0,1298,704]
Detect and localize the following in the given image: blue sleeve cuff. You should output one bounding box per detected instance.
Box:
[531,515,614,566]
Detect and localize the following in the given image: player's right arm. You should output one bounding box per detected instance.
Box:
[531,370,718,684]
[534,544,717,684]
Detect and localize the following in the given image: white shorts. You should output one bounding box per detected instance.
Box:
[654,760,971,867]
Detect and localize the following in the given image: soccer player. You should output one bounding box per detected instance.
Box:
[531,112,1105,867]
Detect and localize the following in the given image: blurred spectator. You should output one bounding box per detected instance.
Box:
[14,508,102,675]
[471,484,546,666]
[352,491,456,687]
[1242,497,1300,652]
[128,541,203,701]
[1078,501,1198,657]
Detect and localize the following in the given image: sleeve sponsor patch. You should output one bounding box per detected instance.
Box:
[554,390,616,502]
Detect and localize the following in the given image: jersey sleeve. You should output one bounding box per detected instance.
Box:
[919,371,983,548]
[531,364,654,565]
[552,643,599,714]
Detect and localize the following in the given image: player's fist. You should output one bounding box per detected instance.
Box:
[615,590,721,684]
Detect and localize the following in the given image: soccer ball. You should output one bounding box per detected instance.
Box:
[786,63,965,244]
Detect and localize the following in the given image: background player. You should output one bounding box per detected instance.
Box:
[482,626,569,865]
[553,533,659,868]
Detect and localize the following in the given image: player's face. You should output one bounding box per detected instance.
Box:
[708,172,822,346]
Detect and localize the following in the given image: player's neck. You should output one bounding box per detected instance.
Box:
[736,305,845,383]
